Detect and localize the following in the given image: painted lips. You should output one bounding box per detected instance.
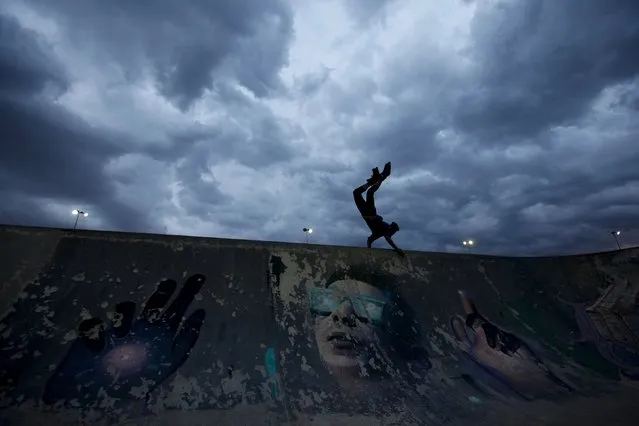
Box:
[328,332,357,351]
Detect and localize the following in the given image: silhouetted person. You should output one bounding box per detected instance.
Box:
[353,162,405,257]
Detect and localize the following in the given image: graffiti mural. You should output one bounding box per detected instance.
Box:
[1,225,639,425]
[43,274,206,406]
[564,280,639,379]
[272,260,476,425]
[449,290,574,401]
[307,265,431,384]
[0,262,280,422]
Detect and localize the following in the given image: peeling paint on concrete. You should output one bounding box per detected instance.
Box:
[1,226,639,425]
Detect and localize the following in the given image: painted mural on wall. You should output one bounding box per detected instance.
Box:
[0,275,207,412]
[1,243,639,425]
[307,266,431,383]
[449,290,574,401]
[563,279,639,379]
[0,266,279,422]
[43,274,206,406]
[269,258,482,424]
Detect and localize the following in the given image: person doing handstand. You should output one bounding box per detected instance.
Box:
[353,162,405,257]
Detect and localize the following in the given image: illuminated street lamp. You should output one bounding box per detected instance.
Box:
[462,239,474,254]
[72,209,88,230]
[303,227,313,243]
[611,230,621,250]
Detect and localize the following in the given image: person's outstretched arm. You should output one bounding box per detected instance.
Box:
[367,234,380,248]
[384,236,405,257]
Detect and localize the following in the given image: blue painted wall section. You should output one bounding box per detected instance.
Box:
[265,347,280,400]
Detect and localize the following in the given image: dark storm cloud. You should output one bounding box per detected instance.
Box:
[338,0,639,255]
[0,0,299,233]
[158,81,301,171]
[172,147,231,218]
[381,119,639,255]
[0,14,67,96]
[362,0,639,164]
[2,0,638,257]
[343,0,397,25]
[22,0,294,109]
[456,0,639,140]
[0,26,155,233]
[359,108,442,170]
[294,66,334,97]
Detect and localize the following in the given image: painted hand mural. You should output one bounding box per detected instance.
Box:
[0,289,58,396]
[450,290,572,400]
[43,274,206,406]
[0,310,44,394]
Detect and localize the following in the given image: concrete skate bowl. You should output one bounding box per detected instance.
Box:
[0,225,638,425]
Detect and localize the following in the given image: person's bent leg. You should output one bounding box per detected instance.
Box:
[367,181,380,196]
[365,186,378,215]
[353,184,370,214]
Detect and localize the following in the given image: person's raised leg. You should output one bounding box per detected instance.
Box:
[353,181,371,197]
[381,161,391,179]
[367,167,381,185]
[357,162,390,214]
[353,182,371,214]
[368,162,391,186]
[365,184,378,215]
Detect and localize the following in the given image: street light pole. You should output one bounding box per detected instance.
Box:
[462,239,474,254]
[72,209,89,230]
[303,227,313,244]
[611,231,621,250]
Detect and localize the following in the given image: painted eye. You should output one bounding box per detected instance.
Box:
[317,299,338,312]
[364,302,383,319]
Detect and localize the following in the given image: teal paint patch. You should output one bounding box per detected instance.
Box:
[265,347,277,376]
[265,347,280,399]
[468,396,482,404]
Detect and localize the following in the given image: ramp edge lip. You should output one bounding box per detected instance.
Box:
[0,224,634,259]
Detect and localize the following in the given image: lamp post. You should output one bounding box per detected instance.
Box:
[303,227,313,244]
[72,209,88,230]
[611,230,621,250]
[462,239,474,254]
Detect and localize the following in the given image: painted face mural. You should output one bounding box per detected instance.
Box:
[309,280,390,373]
[4,226,639,426]
[304,266,431,389]
[450,290,572,400]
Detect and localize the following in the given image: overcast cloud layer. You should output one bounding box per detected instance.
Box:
[1,0,638,256]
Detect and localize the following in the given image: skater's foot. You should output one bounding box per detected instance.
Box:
[381,162,391,178]
[367,167,382,184]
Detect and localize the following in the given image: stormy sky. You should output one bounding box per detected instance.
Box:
[1,0,638,256]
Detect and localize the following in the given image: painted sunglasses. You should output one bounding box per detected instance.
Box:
[307,287,389,326]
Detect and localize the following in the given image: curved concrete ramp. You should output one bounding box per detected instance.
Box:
[0,225,638,425]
